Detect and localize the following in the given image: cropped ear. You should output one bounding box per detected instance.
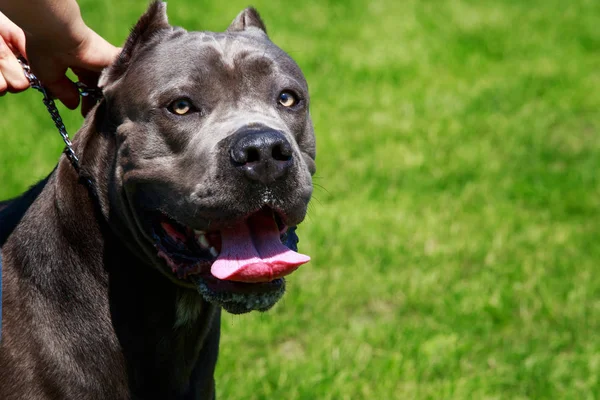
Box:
[99,1,171,88]
[226,7,267,35]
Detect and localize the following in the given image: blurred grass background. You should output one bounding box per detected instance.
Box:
[2,0,600,398]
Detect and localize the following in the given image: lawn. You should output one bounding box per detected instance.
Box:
[2,0,600,398]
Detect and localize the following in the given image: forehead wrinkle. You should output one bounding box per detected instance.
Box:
[137,38,220,81]
[188,31,245,69]
[128,30,308,107]
[177,31,286,77]
[218,36,246,70]
[207,34,226,63]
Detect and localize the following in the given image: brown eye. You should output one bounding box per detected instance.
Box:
[278,91,298,107]
[169,99,194,115]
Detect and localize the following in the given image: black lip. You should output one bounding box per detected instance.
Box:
[195,276,286,314]
[199,275,285,294]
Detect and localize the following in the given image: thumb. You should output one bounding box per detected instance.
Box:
[72,67,101,117]
[45,76,80,110]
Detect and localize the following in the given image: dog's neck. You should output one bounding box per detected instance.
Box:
[99,229,220,398]
[46,112,222,397]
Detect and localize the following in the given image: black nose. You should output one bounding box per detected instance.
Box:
[230,129,294,184]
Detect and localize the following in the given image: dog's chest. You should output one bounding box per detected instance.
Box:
[175,290,205,328]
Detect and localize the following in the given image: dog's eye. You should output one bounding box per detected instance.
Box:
[278,91,298,108]
[169,99,194,115]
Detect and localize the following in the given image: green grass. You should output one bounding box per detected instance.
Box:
[2,0,600,398]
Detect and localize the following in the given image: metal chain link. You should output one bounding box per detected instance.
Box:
[17,57,103,173]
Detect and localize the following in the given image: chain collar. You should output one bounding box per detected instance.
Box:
[17,57,103,173]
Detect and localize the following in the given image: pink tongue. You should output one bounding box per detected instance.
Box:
[210,211,310,283]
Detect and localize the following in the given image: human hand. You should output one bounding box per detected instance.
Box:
[0,7,120,115]
[0,11,29,95]
[25,22,120,115]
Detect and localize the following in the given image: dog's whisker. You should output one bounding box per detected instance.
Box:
[307,195,323,207]
[312,183,330,195]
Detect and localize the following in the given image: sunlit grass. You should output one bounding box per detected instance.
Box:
[1,0,600,398]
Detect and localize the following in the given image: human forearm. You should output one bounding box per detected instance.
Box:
[0,0,119,112]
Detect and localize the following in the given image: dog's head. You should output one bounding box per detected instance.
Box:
[94,2,315,314]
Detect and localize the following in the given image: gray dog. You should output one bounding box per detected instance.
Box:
[0,2,316,398]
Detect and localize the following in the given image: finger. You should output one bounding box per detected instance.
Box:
[73,67,102,117]
[4,24,27,59]
[0,36,29,93]
[0,11,27,59]
[73,67,100,87]
[26,56,79,109]
[45,76,80,110]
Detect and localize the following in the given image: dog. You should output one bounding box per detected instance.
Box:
[0,2,316,398]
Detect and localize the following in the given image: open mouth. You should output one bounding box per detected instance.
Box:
[151,207,310,313]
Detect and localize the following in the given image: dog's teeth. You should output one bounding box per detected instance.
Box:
[209,247,219,257]
[197,234,210,249]
[194,229,206,236]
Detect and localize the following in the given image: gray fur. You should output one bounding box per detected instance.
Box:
[0,1,315,398]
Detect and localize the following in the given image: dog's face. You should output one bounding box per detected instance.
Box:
[97,2,315,314]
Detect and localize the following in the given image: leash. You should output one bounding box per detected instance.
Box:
[17,58,103,173]
[0,60,103,343]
